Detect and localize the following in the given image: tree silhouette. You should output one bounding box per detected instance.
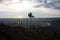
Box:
[28,12,34,17]
[28,12,34,27]
[0,21,4,26]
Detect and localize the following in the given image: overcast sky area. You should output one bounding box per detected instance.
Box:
[0,0,60,18]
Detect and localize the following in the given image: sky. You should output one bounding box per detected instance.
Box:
[0,0,60,18]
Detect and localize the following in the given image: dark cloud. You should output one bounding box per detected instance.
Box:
[35,0,60,10]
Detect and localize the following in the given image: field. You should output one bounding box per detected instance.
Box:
[0,23,60,40]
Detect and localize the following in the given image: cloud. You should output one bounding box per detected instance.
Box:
[38,7,60,16]
[0,0,60,18]
[35,0,60,10]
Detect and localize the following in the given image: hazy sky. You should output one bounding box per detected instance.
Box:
[0,0,60,18]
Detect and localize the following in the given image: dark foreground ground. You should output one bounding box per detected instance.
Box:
[0,24,60,40]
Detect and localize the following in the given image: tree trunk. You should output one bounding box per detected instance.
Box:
[30,17,31,28]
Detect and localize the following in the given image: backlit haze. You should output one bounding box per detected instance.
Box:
[0,0,60,18]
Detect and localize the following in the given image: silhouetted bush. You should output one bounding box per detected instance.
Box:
[0,21,4,26]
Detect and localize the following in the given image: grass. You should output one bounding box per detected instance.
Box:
[0,24,60,40]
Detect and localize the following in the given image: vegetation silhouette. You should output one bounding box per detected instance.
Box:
[0,19,60,40]
[28,12,34,27]
[0,21,4,26]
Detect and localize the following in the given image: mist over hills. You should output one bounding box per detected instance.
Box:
[0,18,60,28]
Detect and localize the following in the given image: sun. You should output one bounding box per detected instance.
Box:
[18,16,22,18]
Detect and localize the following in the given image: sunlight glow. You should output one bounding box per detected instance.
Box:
[8,1,33,10]
[18,16,22,18]
[11,0,20,3]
